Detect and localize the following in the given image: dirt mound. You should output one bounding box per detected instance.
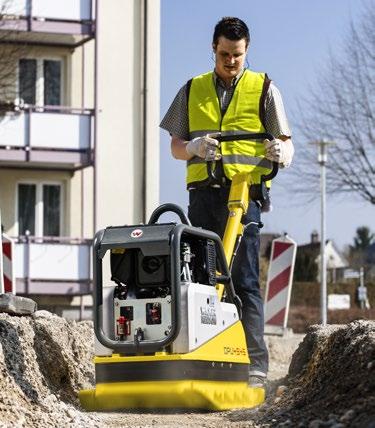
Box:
[0,310,374,427]
[0,310,100,428]
[253,320,375,427]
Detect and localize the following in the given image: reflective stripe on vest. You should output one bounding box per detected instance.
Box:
[187,69,272,187]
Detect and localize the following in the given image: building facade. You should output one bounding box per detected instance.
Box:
[295,231,348,283]
[0,0,160,317]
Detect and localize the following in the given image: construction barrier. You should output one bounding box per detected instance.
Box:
[0,232,15,295]
[0,209,15,295]
[264,234,297,335]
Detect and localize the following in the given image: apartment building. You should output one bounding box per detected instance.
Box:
[0,0,160,317]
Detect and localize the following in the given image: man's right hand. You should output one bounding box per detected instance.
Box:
[186,135,221,161]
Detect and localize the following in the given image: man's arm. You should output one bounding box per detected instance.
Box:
[171,134,221,161]
[161,84,220,161]
[263,83,294,168]
[171,135,191,160]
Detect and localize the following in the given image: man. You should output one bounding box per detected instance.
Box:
[160,17,294,387]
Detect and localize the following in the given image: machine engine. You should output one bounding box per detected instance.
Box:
[93,212,241,356]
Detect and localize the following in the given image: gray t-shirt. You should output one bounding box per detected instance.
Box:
[160,70,291,140]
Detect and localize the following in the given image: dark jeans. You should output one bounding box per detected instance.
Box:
[188,187,269,375]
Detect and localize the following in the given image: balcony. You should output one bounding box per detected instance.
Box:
[14,236,92,295]
[0,103,94,170]
[0,0,94,47]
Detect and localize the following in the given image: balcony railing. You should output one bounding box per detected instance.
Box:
[0,0,94,47]
[14,235,92,295]
[0,103,94,170]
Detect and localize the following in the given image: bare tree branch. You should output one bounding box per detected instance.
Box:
[292,2,375,205]
[0,0,32,107]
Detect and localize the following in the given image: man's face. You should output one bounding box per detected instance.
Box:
[213,36,248,84]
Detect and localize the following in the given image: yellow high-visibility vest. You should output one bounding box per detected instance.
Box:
[187,69,273,188]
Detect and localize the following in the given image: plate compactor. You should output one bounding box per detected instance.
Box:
[79,133,277,411]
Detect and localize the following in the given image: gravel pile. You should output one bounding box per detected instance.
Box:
[0,310,373,427]
[0,310,100,428]
[248,320,375,428]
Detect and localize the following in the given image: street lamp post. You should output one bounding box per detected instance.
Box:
[311,139,335,325]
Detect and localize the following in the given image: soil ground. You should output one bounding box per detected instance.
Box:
[0,311,374,427]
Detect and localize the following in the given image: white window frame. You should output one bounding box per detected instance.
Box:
[15,180,65,237]
[16,55,65,106]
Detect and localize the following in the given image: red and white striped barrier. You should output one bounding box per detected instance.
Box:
[1,233,15,294]
[0,208,15,294]
[264,234,297,335]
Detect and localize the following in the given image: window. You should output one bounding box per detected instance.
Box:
[17,182,63,236]
[18,184,36,235]
[18,58,63,106]
[43,184,61,236]
[19,59,37,104]
[43,60,61,105]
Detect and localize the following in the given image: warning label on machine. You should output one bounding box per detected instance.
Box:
[200,305,217,325]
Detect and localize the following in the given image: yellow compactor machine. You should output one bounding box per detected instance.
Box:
[79,132,277,411]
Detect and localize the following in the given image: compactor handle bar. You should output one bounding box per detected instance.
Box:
[148,203,191,226]
[207,132,278,182]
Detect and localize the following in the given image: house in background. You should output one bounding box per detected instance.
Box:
[0,0,160,318]
[260,232,279,259]
[295,231,348,283]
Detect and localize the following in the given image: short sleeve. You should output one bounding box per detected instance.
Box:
[160,84,190,140]
[263,83,292,138]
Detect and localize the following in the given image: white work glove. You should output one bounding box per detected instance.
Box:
[264,138,294,168]
[186,135,221,161]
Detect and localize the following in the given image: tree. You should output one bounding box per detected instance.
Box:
[0,1,30,105]
[348,226,374,275]
[352,226,374,250]
[294,251,318,282]
[293,3,375,205]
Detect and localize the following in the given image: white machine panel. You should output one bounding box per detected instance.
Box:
[173,282,239,353]
[113,296,172,342]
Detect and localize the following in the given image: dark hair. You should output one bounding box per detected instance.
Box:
[212,17,250,48]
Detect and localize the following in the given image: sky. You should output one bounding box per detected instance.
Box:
[159,0,374,251]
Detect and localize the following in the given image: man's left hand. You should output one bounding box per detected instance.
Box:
[264,138,294,168]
